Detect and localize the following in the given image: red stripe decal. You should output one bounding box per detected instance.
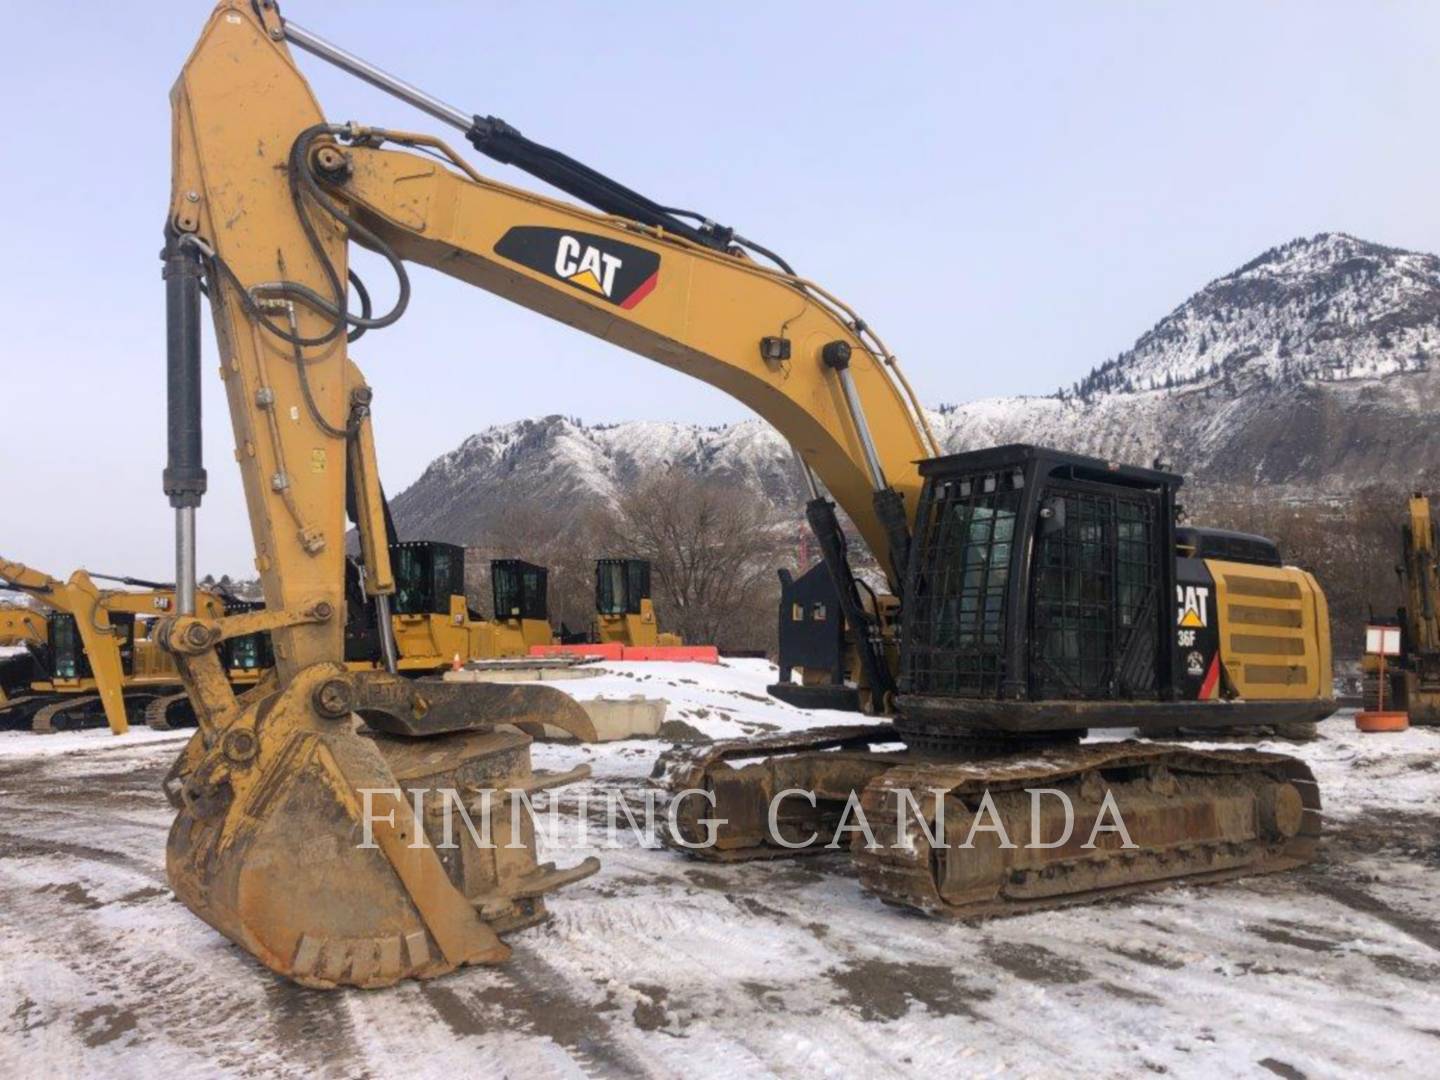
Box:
[619,271,658,310]
[1198,654,1220,700]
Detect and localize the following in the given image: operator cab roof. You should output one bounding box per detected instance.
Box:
[918,444,1183,493]
[1175,526,1283,567]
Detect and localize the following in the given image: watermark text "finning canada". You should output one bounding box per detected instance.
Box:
[356,786,1138,852]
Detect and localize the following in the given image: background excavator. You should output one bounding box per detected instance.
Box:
[0,543,556,734]
[0,558,240,733]
[1366,493,1440,725]
[0,603,49,714]
[156,2,1332,988]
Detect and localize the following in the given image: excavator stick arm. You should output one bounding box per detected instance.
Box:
[161,4,605,987]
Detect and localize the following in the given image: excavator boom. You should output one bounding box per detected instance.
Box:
[1,558,136,733]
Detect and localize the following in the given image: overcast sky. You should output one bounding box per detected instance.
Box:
[3,1,1437,579]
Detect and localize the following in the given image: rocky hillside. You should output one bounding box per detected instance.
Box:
[391,233,1440,542]
[389,417,805,542]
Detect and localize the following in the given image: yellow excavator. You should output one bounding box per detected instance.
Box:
[1371,493,1440,725]
[0,605,48,651]
[0,604,48,710]
[0,558,232,733]
[155,2,1331,988]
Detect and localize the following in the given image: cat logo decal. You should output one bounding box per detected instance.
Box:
[1177,584,1210,628]
[494,226,660,310]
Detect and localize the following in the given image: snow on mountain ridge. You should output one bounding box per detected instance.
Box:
[1076,232,1440,397]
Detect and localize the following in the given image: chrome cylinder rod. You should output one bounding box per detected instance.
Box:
[283,20,472,132]
[792,447,822,501]
[374,592,400,675]
[175,508,197,616]
[835,365,887,492]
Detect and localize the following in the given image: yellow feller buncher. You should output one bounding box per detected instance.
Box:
[154,2,1333,988]
[344,541,555,668]
[592,558,681,648]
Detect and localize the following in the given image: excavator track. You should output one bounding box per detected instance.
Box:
[660,724,906,861]
[31,695,101,734]
[657,723,898,792]
[661,728,1320,915]
[0,695,40,731]
[145,691,196,731]
[853,742,1320,919]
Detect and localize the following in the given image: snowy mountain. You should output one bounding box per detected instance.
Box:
[389,415,806,540]
[391,233,1440,542]
[1072,232,1440,395]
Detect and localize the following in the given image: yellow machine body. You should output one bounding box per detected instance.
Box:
[1209,559,1333,702]
[594,600,681,649]
[387,595,554,669]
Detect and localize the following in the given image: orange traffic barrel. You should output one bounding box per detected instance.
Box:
[1355,711,1409,733]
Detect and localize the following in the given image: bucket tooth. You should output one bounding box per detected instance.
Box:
[404,930,431,971]
[378,936,404,981]
[318,941,353,985]
[292,935,322,979]
[348,940,380,986]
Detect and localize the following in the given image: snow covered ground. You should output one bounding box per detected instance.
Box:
[1,659,1436,1079]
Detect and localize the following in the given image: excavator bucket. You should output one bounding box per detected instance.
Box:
[165,666,598,988]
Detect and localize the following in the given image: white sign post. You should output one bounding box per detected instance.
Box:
[1365,624,1403,713]
[1365,625,1402,657]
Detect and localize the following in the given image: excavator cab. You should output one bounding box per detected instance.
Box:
[894,445,1333,742]
[46,611,136,682]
